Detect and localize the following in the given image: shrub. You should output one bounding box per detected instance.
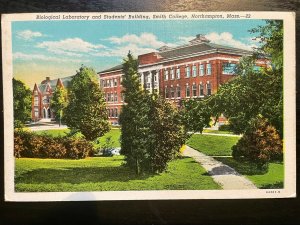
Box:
[14,130,93,159]
[63,138,93,159]
[232,116,283,169]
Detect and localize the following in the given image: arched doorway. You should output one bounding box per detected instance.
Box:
[43,107,50,118]
[48,108,51,119]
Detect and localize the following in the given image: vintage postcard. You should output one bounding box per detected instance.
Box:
[2,12,296,201]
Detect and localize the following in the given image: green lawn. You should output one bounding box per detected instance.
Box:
[35,128,70,137]
[202,129,233,135]
[214,157,284,189]
[98,128,121,148]
[187,134,240,156]
[15,156,221,192]
[34,128,121,148]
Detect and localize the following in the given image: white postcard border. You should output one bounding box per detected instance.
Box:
[2,11,296,201]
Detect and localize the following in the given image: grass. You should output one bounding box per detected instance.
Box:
[202,129,233,134]
[34,128,121,148]
[187,134,240,156]
[35,128,70,137]
[98,129,121,148]
[214,157,284,189]
[187,134,284,189]
[15,156,221,192]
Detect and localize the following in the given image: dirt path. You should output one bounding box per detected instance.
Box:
[183,145,257,190]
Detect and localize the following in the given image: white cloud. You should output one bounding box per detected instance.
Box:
[206,32,257,50]
[107,33,175,49]
[13,52,89,63]
[177,36,195,44]
[36,38,106,57]
[93,43,156,58]
[16,30,43,40]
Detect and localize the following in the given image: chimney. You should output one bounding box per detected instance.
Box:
[189,34,210,44]
[46,77,50,82]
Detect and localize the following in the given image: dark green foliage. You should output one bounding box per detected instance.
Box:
[232,116,283,169]
[119,52,151,174]
[64,66,110,141]
[119,53,186,174]
[14,130,93,159]
[180,98,211,134]
[13,78,32,128]
[209,67,283,137]
[250,20,283,70]
[147,96,187,173]
[208,20,283,138]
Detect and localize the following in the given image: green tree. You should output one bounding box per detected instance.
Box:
[13,78,32,128]
[120,52,187,174]
[180,98,211,134]
[64,66,110,141]
[50,85,67,126]
[208,20,283,137]
[250,20,283,70]
[119,52,151,175]
[147,95,187,173]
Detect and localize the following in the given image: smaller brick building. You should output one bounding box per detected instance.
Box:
[31,76,72,121]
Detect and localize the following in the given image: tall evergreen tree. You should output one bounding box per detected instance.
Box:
[119,52,151,175]
[119,53,187,174]
[13,78,32,128]
[64,66,110,141]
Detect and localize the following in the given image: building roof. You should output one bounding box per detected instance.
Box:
[158,42,252,61]
[38,76,73,93]
[98,35,253,73]
[99,64,123,74]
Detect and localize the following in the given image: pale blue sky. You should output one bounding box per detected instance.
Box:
[12,19,266,88]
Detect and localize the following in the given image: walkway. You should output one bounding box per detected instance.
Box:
[191,132,242,137]
[27,123,68,131]
[183,145,257,190]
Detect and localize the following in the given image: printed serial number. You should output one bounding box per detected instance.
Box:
[266,190,281,194]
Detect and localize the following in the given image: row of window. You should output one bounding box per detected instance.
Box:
[164,83,212,99]
[100,63,237,88]
[101,77,120,88]
[34,96,51,106]
[107,108,119,118]
[105,92,125,102]
[163,63,212,81]
[163,62,239,81]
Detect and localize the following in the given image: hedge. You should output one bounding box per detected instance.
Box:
[14,130,93,159]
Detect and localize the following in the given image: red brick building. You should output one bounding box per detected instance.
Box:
[31,76,72,121]
[32,34,267,125]
[98,34,266,125]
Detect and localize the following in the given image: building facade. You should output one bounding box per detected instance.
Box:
[31,76,72,122]
[32,34,267,124]
[98,34,266,125]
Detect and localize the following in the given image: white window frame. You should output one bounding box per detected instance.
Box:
[176,68,180,79]
[199,64,205,76]
[185,66,191,78]
[199,83,204,96]
[186,85,190,97]
[192,84,197,97]
[192,65,197,77]
[206,63,212,75]
[164,70,169,81]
